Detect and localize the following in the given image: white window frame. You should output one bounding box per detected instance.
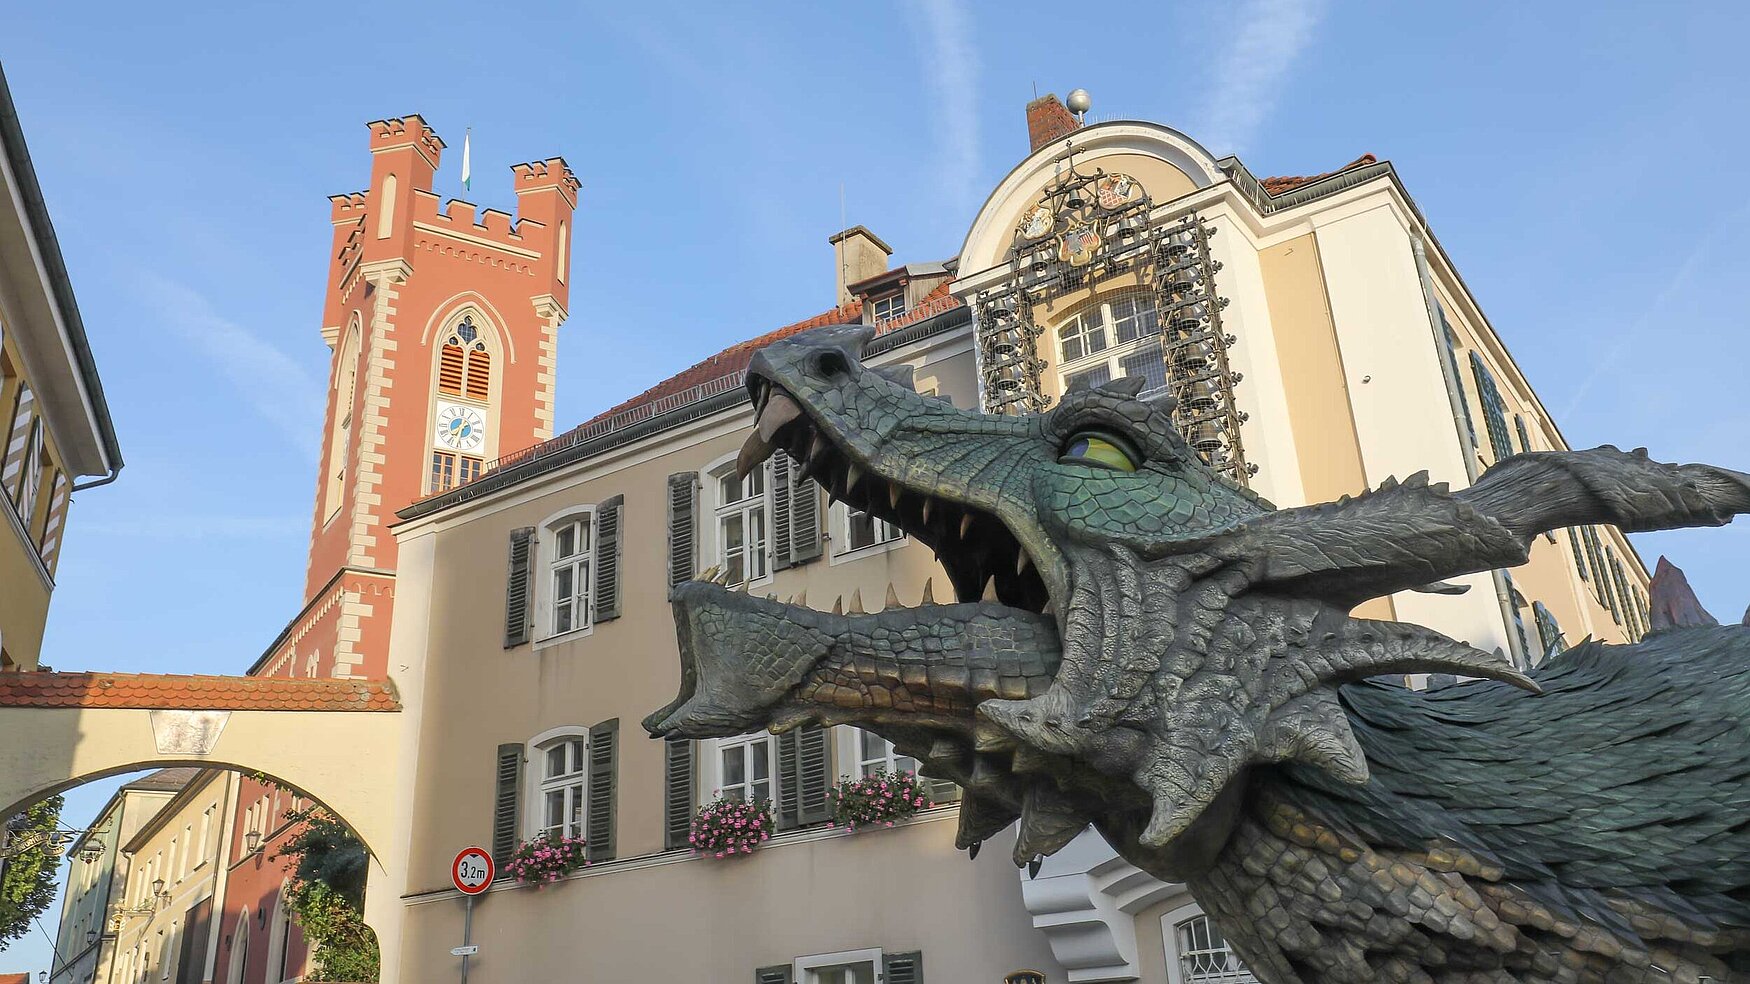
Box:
[706,454,772,590]
[525,726,591,841]
[871,291,907,322]
[703,732,777,807]
[834,727,918,779]
[533,507,598,648]
[828,501,905,564]
[793,946,883,984]
[1162,902,1258,984]
[1055,290,1168,397]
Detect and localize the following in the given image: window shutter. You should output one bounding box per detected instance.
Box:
[663,739,696,851]
[465,348,491,401]
[776,725,830,830]
[438,344,465,396]
[788,462,822,566]
[491,743,523,871]
[667,472,698,587]
[883,951,923,984]
[586,718,618,862]
[755,967,794,984]
[771,451,822,569]
[504,527,535,648]
[594,496,624,622]
[771,451,794,571]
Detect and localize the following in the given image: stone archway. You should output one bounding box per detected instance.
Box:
[0,671,401,859]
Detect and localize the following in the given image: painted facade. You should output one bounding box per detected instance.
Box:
[370,97,1651,983]
[48,772,193,984]
[0,64,121,673]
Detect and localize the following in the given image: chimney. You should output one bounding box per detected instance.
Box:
[829,226,892,305]
[1026,94,1081,153]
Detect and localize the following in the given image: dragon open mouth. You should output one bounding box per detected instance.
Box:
[738,371,1054,615]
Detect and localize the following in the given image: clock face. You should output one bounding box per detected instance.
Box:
[434,402,487,452]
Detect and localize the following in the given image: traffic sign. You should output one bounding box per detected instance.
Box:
[451,847,494,895]
[450,945,480,957]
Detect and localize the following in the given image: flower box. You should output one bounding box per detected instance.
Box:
[829,770,933,832]
[690,796,773,858]
[503,833,588,886]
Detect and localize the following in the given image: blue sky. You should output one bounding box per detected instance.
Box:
[4,0,1747,973]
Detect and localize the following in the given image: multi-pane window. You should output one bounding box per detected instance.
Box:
[716,734,774,804]
[537,736,587,839]
[1055,291,1164,394]
[841,507,901,554]
[871,293,906,323]
[1175,914,1258,984]
[714,465,769,587]
[437,316,491,401]
[429,451,483,493]
[547,515,592,636]
[1514,414,1534,455]
[1468,352,1514,463]
[855,730,918,777]
[1568,528,1589,582]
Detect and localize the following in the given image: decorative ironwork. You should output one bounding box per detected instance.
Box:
[973,151,1254,484]
[1150,215,1253,483]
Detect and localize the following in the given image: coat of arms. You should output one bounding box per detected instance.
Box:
[1095,173,1136,210]
[1019,203,1054,240]
[1058,225,1101,267]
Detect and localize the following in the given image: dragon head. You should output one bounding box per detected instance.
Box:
[647,325,1557,876]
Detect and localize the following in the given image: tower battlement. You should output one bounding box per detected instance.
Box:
[512,158,581,208]
[367,114,445,167]
[329,191,368,223]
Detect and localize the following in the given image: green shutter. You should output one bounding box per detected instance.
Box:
[1468,352,1513,462]
[771,451,795,571]
[667,472,698,587]
[1513,414,1533,454]
[504,527,535,647]
[587,719,618,862]
[491,743,524,870]
[776,725,830,830]
[771,450,821,569]
[594,495,624,622]
[883,950,923,984]
[663,739,696,851]
[755,966,794,984]
[1568,528,1588,582]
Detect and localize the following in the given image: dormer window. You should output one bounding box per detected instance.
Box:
[871,292,906,323]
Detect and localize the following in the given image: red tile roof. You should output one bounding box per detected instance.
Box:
[568,280,962,434]
[1260,153,1378,196]
[0,672,400,711]
[1,974,31,984]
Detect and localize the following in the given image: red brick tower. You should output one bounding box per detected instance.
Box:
[213,115,575,984]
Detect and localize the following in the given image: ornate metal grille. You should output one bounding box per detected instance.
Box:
[973,157,1254,484]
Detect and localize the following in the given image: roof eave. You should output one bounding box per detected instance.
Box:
[0,63,123,481]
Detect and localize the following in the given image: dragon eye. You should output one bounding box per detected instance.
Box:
[1060,431,1139,472]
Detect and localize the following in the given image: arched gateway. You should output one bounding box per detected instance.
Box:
[0,671,400,855]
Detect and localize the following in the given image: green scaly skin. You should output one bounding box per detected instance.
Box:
[645,325,1750,983]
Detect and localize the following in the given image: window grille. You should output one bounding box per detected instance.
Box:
[1176,914,1258,984]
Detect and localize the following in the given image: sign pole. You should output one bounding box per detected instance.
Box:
[459,894,474,984]
[449,846,492,982]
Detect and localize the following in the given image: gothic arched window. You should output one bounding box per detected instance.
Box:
[438,316,491,402]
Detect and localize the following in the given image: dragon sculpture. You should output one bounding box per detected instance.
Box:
[644,325,1750,984]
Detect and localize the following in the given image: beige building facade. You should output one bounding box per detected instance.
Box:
[365,97,1651,983]
[104,770,235,984]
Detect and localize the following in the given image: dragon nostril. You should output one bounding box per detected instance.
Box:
[812,351,851,379]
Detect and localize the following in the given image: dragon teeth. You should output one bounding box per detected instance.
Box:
[756,390,802,442]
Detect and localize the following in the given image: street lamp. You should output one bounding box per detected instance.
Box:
[243,830,261,855]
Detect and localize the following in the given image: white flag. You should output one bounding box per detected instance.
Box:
[461,129,472,192]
